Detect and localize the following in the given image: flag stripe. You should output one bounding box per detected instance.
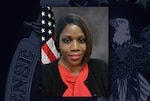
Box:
[41,49,50,64]
[42,41,57,63]
[46,37,59,58]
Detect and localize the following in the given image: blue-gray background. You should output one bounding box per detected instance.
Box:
[0,0,40,101]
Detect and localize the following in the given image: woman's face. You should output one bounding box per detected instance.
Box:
[59,24,86,67]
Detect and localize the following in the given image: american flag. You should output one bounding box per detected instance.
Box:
[41,6,60,64]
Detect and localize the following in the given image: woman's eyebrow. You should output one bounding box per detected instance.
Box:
[61,34,85,38]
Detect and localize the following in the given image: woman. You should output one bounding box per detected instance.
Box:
[42,13,109,98]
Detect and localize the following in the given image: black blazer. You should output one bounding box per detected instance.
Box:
[42,58,109,98]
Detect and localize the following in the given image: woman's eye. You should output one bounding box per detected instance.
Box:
[78,38,86,43]
[62,39,71,44]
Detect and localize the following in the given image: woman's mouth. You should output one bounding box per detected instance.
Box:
[69,54,81,60]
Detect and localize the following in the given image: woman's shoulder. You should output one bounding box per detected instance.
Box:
[88,58,108,71]
[41,59,59,70]
[89,58,107,66]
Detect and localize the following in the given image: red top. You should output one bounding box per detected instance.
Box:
[58,64,92,97]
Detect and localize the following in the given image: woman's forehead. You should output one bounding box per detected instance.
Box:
[60,24,85,37]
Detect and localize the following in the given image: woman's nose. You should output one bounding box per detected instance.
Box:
[70,41,79,51]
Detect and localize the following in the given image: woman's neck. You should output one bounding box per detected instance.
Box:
[59,58,84,75]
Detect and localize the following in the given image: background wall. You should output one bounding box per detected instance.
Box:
[53,7,109,63]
